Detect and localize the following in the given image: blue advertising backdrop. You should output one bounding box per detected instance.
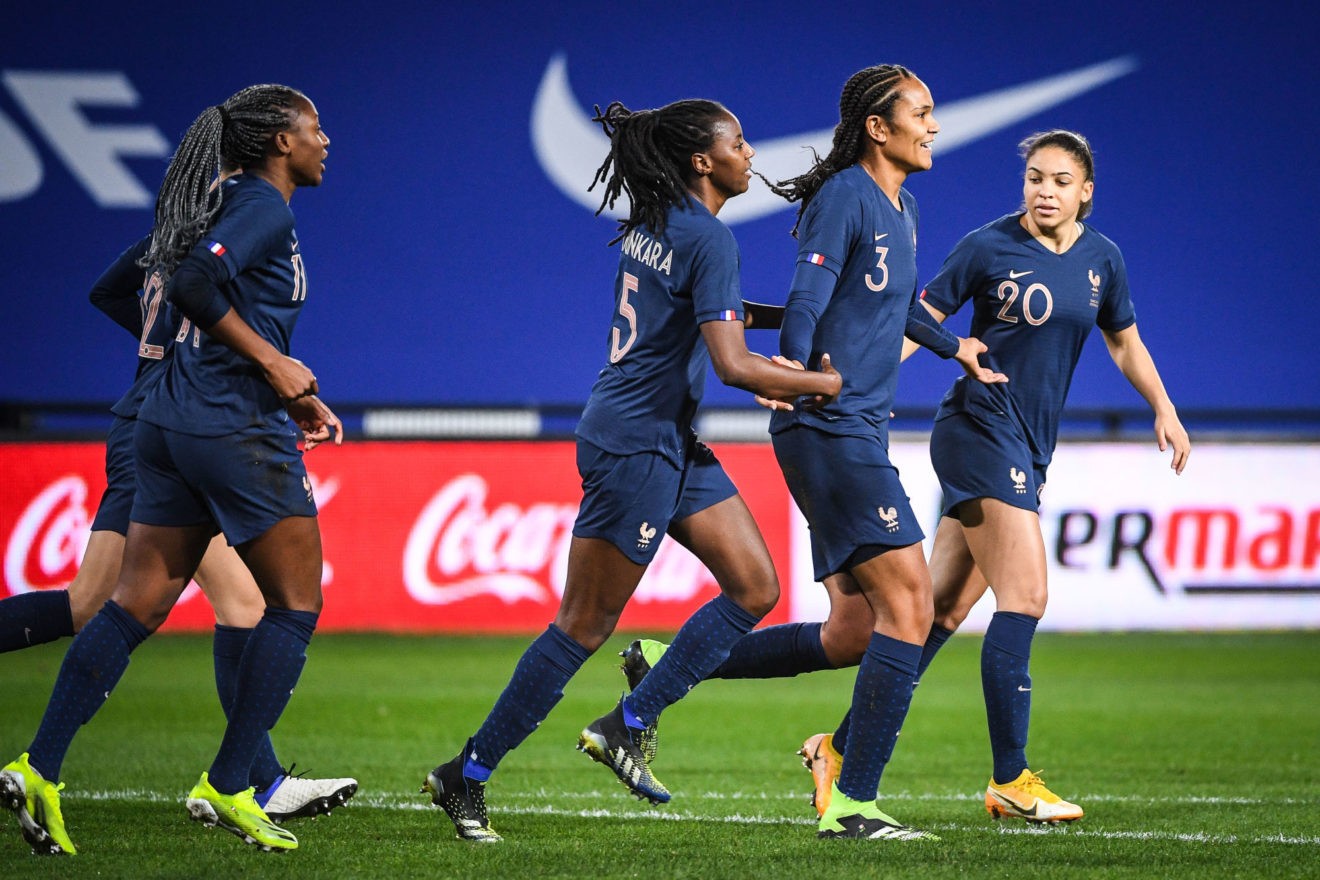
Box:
[2,0,1317,415]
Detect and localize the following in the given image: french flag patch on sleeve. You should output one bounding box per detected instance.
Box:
[718,309,738,321]
[806,252,826,266]
[206,241,227,257]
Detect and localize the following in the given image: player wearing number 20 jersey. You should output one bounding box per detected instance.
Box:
[922,212,1135,509]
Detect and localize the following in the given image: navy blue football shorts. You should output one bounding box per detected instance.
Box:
[929,410,1046,518]
[131,420,317,545]
[771,424,924,581]
[572,438,738,565]
[90,415,137,534]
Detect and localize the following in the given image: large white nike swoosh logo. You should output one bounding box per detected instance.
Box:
[531,54,1138,225]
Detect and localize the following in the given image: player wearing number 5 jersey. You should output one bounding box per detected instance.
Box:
[905,129,1190,824]
[423,98,840,843]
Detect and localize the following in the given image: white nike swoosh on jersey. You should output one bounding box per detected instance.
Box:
[1009,270,1034,278]
[531,54,1138,225]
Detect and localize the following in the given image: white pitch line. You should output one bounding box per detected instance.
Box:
[69,789,1320,846]
[524,788,1319,807]
[72,787,1317,807]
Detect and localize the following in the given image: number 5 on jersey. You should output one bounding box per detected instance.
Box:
[610,272,639,363]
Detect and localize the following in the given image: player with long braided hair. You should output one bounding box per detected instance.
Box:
[422,98,840,843]
[1,84,338,855]
[0,226,356,828]
[622,65,1009,839]
[674,64,1003,840]
[753,62,970,841]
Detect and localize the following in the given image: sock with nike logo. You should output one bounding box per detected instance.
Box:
[982,610,1039,784]
[0,589,74,653]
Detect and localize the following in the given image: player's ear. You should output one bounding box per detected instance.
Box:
[271,128,293,157]
[691,151,712,177]
[866,115,888,145]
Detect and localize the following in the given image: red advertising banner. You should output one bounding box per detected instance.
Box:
[0,441,792,633]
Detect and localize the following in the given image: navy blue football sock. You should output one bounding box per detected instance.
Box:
[833,626,956,755]
[0,589,74,653]
[625,593,761,726]
[213,625,285,790]
[468,624,590,777]
[982,611,1038,784]
[708,621,831,679]
[916,623,954,682]
[836,633,921,803]
[832,710,852,754]
[27,600,149,780]
[207,608,317,794]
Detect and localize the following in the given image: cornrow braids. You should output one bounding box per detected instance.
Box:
[1019,129,1096,219]
[760,64,913,236]
[140,83,308,278]
[589,98,731,244]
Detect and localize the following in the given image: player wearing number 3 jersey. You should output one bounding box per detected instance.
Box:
[423,98,840,843]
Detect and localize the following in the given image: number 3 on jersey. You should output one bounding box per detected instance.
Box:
[865,233,889,292]
[610,271,639,363]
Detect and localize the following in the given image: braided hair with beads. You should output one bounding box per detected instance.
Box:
[588,98,733,244]
[761,64,914,236]
[140,84,309,278]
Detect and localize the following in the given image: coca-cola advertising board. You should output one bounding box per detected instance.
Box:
[0,441,793,633]
[2,440,1318,632]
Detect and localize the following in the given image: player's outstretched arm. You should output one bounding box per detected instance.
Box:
[1102,323,1190,474]
[952,336,1009,385]
[701,320,841,408]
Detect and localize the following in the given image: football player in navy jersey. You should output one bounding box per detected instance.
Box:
[0,229,355,842]
[422,98,841,843]
[793,130,1190,826]
[736,63,1005,841]
[905,130,1188,823]
[1,84,338,855]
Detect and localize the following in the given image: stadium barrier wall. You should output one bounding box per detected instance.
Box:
[3,440,1317,633]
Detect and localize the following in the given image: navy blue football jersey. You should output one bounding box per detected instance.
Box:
[140,175,308,436]
[921,213,1136,467]
[771,164,920,440]
[86,236,186,420]
[575,199,745,465]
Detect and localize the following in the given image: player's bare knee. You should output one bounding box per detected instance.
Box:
[555,622,609,653]
[821,624,869,667]
[260,581,323,615]
[997,583,1047,619]
[552,606,617,652]
[727,579,778,619]
[68,597,101,633]
[113,595,172,634]
[932,592,972,631]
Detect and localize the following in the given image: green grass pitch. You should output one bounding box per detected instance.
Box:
[1,630,1316,878]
